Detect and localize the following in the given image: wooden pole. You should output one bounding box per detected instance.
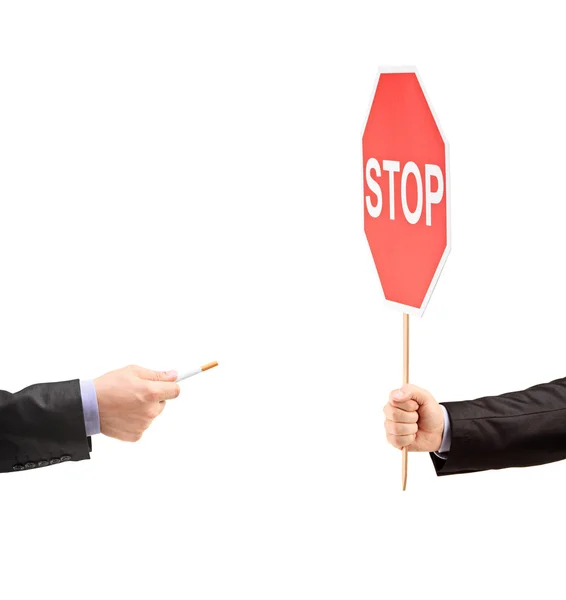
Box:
[402,312,409,491]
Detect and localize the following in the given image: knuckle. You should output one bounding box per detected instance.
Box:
[387,434,400,449]
[146,406,159,420]
[407,411,417,424]
[145,388,158,402]
[391,422,402,436]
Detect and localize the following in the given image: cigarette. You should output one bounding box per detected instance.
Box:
[175,361,218,383]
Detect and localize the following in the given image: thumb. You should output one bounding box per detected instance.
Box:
[134,366,178,382]
[391,384,432,407]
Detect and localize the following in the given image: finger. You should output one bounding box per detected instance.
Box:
[384,420,418,436]
[135,366,178,382]
[148,382,181,402]
[383,404,418,423]
[386,433,416,450]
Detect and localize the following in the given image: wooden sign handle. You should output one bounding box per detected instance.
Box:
[402,313,409,491]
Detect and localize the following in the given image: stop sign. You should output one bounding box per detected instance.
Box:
[363,67,450,316]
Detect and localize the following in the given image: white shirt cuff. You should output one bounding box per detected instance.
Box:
[79,379,101,436]
[433,404,451,459]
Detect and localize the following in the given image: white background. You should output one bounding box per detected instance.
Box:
[0,1,564,598]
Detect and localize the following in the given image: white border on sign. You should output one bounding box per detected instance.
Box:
[361,65,451,318]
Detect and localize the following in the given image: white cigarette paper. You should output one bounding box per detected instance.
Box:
[176,361,218,382]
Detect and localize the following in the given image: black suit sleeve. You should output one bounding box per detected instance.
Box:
[430,376,566,476]
[0,379,91,473]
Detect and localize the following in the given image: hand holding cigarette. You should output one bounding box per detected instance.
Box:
[94,361,218,442]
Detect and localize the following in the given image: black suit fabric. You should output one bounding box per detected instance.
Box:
[0,379,91,473]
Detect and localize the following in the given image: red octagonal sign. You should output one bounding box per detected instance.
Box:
[363,67,450,317]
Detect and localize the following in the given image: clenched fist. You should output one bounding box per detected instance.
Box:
[383,384,444,452]
[94,365,181,442]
